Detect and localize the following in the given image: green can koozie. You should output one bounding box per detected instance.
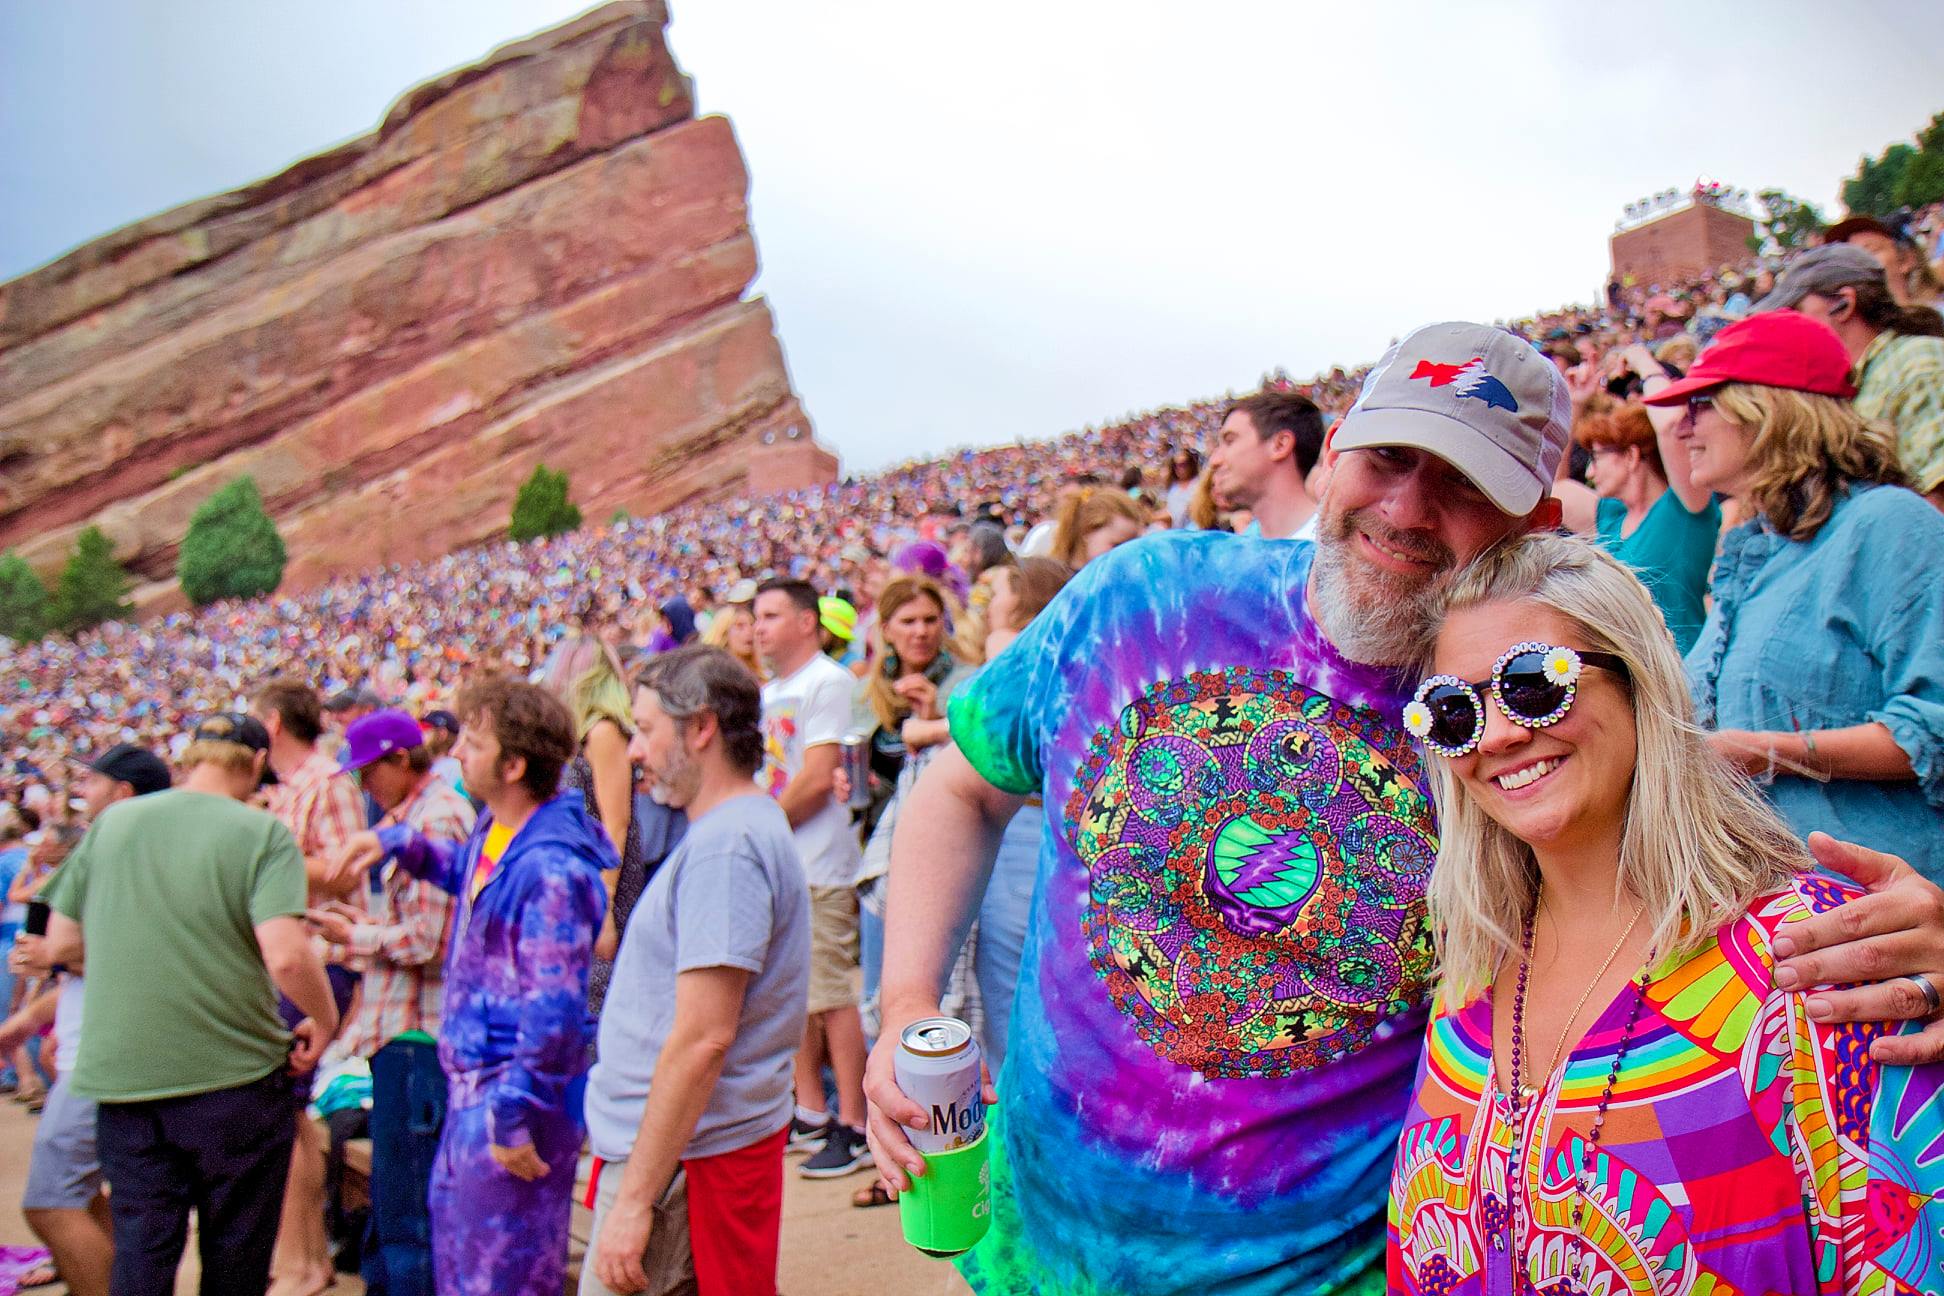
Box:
[898,1125,991,1258]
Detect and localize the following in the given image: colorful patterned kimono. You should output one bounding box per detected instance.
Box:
[381,790,613,1296]
[1389,873,1944,1295]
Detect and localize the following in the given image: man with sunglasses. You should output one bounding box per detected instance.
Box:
[864,320,1944,1296]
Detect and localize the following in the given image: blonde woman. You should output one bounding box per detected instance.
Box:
[1388,532,1944,1295]
[536,633,640,1010]
[703,600,763,683]
[1048,485,1145,567]
[1642,309,1944,880]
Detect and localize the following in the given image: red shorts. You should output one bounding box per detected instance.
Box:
[588,1123,788,1296]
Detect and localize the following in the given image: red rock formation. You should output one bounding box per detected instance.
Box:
[0,0,831,610]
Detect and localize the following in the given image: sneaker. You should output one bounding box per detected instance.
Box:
[787,1113,833,1154]
[799,1123,874,1179]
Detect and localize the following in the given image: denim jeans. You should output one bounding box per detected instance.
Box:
[974,802,1043,1073]
[361,1038,446,1296]
[858,878,886,1046]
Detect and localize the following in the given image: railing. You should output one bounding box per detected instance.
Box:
[1614,180,1754,232]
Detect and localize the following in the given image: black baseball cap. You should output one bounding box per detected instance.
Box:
[325,685,385,713]
[190,713,279,787]
[74,744,172,797]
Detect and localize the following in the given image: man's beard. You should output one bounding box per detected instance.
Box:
[650,747,702,808]
[1309,507,1455,666]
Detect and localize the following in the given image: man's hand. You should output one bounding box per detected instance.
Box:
[335,831,387,885]
[1771,832,1944,1064]
[7,933,51,977]
[590,1190,655,1294]
[490,1141,549,1182]
[288,1017,328,1073]
[304,903,359,949]
[863,1002,998,1194]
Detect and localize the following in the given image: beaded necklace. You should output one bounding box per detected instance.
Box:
[1507,907,1652,1295]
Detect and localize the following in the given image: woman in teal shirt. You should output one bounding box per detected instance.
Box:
[1646,310,1944,880]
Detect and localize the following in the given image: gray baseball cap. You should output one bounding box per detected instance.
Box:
[1331,322,1571,515]
[1751,244,1886,314]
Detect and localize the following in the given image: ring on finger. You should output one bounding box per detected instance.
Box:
[1903,973,1941,1016]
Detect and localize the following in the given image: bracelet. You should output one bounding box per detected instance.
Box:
[1802,730,1819,771]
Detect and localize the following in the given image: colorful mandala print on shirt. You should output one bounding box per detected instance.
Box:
[1065,666,1437,1079]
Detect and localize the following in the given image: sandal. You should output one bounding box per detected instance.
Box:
[851,1180,895,1209]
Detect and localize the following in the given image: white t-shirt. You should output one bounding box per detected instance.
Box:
[759,654,863,888]
[1242,513,1319,543]
[55,973,85,1073]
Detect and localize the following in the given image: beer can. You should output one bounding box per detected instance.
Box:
[895,1017,985,1154]
[839,732,873,810]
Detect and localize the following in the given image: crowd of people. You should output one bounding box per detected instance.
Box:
[0,198,1942,1296]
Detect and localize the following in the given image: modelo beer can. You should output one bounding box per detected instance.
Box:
[895,1016,985,1153]
[839,732,873,810]
[895,1016,990,1259]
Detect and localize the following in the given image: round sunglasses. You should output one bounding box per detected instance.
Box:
[1404,641,1631,758]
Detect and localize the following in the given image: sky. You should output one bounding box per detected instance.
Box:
[3,2,1942,472]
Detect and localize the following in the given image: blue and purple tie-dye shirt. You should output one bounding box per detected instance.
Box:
[947,531,1437,1295]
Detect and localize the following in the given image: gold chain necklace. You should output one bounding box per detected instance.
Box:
[1516,895,1645,1097]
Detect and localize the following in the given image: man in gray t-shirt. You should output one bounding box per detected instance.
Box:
[583,647,810,1296]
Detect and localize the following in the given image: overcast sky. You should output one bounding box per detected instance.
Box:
[3,2,1941,471]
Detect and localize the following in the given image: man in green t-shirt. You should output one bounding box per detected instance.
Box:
[41,713,338,1296]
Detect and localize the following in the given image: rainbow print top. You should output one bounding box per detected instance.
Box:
[1388,872,1944,1295]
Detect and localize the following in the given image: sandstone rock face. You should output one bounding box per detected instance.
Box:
[0,1,829,609]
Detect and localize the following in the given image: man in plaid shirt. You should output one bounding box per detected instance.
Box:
[308,708,474,1296]
[254,677,372,1296]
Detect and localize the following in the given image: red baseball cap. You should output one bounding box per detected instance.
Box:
[1642,310,1857,407]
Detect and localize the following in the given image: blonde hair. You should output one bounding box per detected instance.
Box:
[178,739,259,777]
[1187,466,1221,530]
[866,575,954,734]
[1050,487,1146,566]
[536,634,633,741]
[701,604,763,682]
[1712,383,1905,541]
[1423,533,1807,1006]
[1653,333,1699,371]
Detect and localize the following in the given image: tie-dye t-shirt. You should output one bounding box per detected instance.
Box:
[946,532,1437,1295]
[1389,873,1944,1295]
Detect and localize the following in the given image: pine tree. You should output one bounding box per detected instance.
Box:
[51,526,133,635]
[508,465,583,542]
[0,550,51,642]
[178,476,288,605]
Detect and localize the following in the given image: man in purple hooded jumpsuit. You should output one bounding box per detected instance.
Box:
[343,678,612,1296]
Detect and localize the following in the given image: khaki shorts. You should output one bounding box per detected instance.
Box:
[806,884,862,1015]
